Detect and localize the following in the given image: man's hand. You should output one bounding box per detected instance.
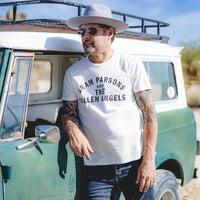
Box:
[68,124,94,160]
[136,160,156,192]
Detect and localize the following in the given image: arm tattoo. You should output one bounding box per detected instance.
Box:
[61,100,79,129]
[135,90,157,124]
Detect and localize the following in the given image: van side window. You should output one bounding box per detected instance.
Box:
[30,60,51,94]
[0,58,32,141]
[143,62,177,102]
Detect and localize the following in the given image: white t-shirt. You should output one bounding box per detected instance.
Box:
[62,50,151,166]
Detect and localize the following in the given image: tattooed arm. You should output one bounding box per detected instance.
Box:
[61,100,94,160]
[135,89,158,192]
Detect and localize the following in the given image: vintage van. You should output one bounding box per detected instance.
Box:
[0,1,198,200]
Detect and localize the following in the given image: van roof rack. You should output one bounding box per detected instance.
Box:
[0,0,169,43]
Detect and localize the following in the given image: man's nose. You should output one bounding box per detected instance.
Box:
[82,30,91,39]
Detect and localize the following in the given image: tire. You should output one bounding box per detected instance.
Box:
[154,169,182,200]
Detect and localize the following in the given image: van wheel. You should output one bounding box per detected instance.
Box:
[154,169,182,200]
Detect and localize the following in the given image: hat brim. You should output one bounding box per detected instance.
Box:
[67,16,129,33]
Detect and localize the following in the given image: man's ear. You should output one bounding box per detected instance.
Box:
[108,27,115,37]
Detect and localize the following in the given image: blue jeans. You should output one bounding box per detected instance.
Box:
[82,158,155,200]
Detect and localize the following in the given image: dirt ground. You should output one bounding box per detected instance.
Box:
[179,108,200,200]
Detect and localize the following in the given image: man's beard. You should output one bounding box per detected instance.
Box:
[83,40,96,55]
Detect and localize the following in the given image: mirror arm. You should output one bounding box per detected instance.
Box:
[37,133,47,140]
[16,133,46,151]
[16,137,39,151]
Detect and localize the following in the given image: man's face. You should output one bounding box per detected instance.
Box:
[79,24,110,55]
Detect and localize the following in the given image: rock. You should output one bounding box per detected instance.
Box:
[186,85,200,106]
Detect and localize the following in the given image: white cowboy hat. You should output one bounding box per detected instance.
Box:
[66,4,129,33]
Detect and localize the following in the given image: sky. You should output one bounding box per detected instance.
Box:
[0,0,200,46]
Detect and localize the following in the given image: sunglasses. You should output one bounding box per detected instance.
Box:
[78,27,104,37]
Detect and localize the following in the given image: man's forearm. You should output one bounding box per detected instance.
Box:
[61,100,82,143]
[143,122,157,163]
[142,91,157,163]
[61,100,80,131]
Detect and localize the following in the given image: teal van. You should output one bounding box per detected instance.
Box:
[0,1,198,200]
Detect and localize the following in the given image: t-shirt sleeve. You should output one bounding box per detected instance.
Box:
[62,69,77,101]
[130,56,151,92]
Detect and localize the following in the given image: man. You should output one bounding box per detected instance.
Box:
[62,4,158,200]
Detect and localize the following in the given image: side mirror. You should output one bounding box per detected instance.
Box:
[16,125,60,151]
[35,125,60,144]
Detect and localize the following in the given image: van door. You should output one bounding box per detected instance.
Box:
[0,51,78,200]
